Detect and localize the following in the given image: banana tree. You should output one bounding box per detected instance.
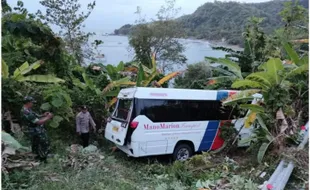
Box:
[126,54,182,87]
[124,61,153,75]
[105,55,182,107]
[223,55,308,163]
[71,63,135,108]
[2,60,64,83]
[204,38,308,88]
[102,61,137,108]
[105,61,126,80]
[102,61,137,95]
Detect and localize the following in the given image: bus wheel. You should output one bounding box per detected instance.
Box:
[173,144,193,161]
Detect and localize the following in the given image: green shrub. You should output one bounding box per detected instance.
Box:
[145,162,167,175]
[186,152,212,170]
[41,85,73,128]
[169,161,193,185]
[2,78,25,118]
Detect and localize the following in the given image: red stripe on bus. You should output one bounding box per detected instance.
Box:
[210,120,232,150]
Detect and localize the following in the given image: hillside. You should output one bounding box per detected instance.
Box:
[114,0,308,46]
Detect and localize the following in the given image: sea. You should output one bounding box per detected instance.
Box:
[90,35,228,66]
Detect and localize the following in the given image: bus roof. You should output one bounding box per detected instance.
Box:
[117,87,240,101]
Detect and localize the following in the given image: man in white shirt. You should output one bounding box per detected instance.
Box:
[76,105,96,147]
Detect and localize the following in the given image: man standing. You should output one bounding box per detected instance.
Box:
[21,96,53,161]
[76,106,96,147]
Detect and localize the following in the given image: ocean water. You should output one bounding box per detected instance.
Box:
[91,35,227,66]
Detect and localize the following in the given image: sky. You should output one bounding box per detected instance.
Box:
[7,0,272,33]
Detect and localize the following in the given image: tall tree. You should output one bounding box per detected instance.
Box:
[279,0,308,40]
[37,0,96,65]
[129,0,187,73]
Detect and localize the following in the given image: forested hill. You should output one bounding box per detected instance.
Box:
[114,0,308,46]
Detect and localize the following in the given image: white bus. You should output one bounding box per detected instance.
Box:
[105,87,260,161]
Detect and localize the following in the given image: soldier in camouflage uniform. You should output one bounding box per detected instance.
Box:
[21,96,53,161]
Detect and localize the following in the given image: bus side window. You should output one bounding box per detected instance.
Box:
[136,99,168,122]
[192,100,220,121]
[135,99,247,122]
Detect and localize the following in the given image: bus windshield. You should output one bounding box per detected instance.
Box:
[113,99,132,121]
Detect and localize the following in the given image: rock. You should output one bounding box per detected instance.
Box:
[2,131,28,151]
[69,144,83,153]
[99,155,105,160]
[2,147,16,155]
[82,145,98,153]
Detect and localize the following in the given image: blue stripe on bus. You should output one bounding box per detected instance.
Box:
[198,121,220,151]
[216,91,229,101]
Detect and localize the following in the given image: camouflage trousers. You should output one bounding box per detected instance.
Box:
[29,127,50,160]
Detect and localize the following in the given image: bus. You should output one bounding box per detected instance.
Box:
[105,87,261,161]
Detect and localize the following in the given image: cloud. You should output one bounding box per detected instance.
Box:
[6,0,271,33]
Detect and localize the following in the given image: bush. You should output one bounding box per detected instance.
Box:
[41,85,73,128]
[2,79,44,123]
[169,161,194,185]
[174,62,212,89]
[69,86,108,128]
[85,64,110,90]
[2,78,25,119]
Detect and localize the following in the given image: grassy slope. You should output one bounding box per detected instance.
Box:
[2,136,307,190]
[2,137,158,190]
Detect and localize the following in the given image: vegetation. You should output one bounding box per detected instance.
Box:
[2,60,64,83]
[2,141,263,190]
[224,54,308,162]
[174,0,309,173]
[1,0,309,189]
[2,7,66,78]
[129,0,186,73]
[37,0,98,65]
[115,0,308,46]
[174,62,212,89]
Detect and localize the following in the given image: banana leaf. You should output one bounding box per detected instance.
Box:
[2,60,9,78]
[283,42,299,65]
[158,71,181,85]
[136,63,145,87]
[239,104,264,113]
[18,75,65,83]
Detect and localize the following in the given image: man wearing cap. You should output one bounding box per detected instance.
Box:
[21,96,53,161]
[76,105,96,147]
